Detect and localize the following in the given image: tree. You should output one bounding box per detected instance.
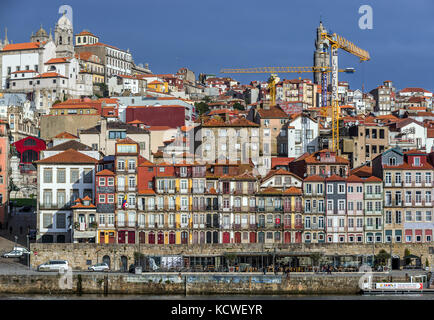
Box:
[232,102,245,111]
[309,252,323,271]
[375,249,391,266]
[195,101,210,115]
[404,248,411,266]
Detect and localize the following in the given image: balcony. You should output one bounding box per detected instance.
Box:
[249,224,257,230]
[233,224,241,230]
[233,206,241,212]
[294,223,303,229]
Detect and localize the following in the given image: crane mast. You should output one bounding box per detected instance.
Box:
[320,32,370,152]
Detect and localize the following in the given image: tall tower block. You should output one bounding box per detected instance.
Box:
[313,21,330,85]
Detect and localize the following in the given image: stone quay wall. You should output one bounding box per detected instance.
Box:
[30,243,434,271]
[0,273,409,295]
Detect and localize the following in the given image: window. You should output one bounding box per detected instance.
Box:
[327,184,333,194]
[83,169,93,183]
[405,172,411,184]
[99,177,106,186]
[338,184,345,194]
[338,200,345,211]
[416,211,422,222]
[109,131,126,139]
[426,172,432,184]
[57,190,65,208]
[43,213,52,228]
[99,194,106,203]
[327,200,333,211]
[43,168,52,183]
[385,173,391,184]
[395,211,402,224]
[107,194,114,203]
[389,157,396,166]
[415,172,421,184]
[395,173,401,184]
[385,211,392,224]
[57,169,66,183]
[107,177,114,186]
[406,211,412,222]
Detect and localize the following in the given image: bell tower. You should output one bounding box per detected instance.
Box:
[54,12,74,58]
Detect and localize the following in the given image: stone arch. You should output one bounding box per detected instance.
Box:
[102,255,111,268]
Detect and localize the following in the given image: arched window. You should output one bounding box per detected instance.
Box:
[148,231,155,244]
[389,157,396,166]
[22,150,38,163]
[59,36,62,45]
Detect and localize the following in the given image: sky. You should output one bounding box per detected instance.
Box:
[1,0,434,92]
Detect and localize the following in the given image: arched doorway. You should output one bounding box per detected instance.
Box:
[102,255,111,268]
[120,256,128,272]
[392,255,400,270]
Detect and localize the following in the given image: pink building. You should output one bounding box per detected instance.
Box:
[0,120,9,229]
[346,175,365,243]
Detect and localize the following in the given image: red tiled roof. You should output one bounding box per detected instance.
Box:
[11,70,37,74]
[346,175,364,183]
[2,42,42,51]
[96,169,115,176]
[53,131,78,139]
[303,175,325,182]
[400,87,432,94]
[45,57,70,64]
[364,176,382,182]
[258,187,281,194]
[36,149,98,164]
[35,72,67,79]
[76,30,97,37]
[271,157,295,168]
[326,174,346,181]
[283,186,302,195]
[257,106,288,119]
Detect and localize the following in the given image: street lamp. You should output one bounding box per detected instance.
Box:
[14,235,18,249]
[26,234,30,269]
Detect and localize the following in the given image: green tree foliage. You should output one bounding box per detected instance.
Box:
[195,101,210,115]
[232,102,245,111]
[375,249,391,266]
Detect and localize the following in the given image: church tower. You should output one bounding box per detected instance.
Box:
[30,25,49,43]
[313,21,330,85]
[54,12,74,58]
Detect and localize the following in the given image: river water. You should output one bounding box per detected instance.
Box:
[0,293,433,300]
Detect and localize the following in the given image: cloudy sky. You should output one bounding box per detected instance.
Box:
[1,0,433,92]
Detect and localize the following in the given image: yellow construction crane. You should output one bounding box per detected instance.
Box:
[320,32,370,152]
[220,66,354,107]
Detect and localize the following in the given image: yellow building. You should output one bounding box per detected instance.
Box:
[147,80,168,93]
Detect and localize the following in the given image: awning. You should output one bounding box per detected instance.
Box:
[73,231,96,238]
[403,254,420,259]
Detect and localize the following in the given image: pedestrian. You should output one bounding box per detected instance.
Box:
[263,266,266,275]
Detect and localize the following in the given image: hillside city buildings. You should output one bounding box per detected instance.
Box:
[0,13,432,250]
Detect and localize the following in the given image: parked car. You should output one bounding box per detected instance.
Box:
[13,247,31,254]
[88,263,109,272]
[2,250,23,258]
[37,260,69,272]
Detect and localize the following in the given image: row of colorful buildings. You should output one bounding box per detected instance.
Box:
[34,136,434,245]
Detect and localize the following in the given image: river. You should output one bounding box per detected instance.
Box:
[0,293,433,300]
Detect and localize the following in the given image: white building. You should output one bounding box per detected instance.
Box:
[1,40,56,90]
[35,148,98,243]
[287,113,319,157]
[388,118,427,152]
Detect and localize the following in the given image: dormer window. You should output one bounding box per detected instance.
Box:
[414,157,420,166]
[389,157,396,166]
